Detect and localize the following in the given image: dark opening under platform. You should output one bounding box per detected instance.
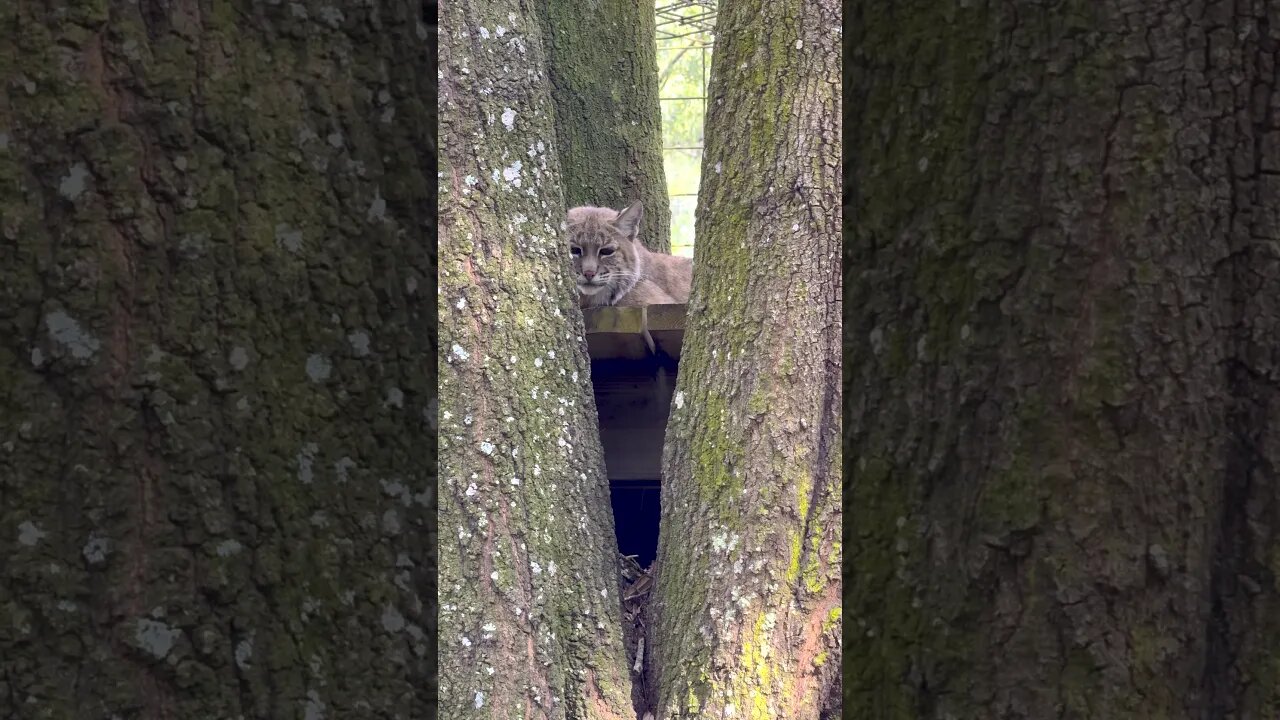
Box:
[584,304,685,567]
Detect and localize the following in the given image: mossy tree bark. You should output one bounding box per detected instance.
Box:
[439,1,635,718]
[846,0,1279,717]
[0,3,435,719]
[649,0,842,716]
[534,0,672,253]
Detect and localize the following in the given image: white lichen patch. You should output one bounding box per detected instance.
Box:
[674,391,685,410]
[215,539,243,557]
[297,442,319,484]
[305,354,332,381]
[347,331,371,357]
[228,346,250,371]
[334,456,356,483]
[135,618,179,659]
[17,520,47,546]
[384,387,404,408]
[503,160,523,187]
[367,192,387,222]
[381,604,406,632]
[58,163,91,200]
[381,478,414,506]
[275,223,304,253]
[451,344,470,361]
[869,328,884,354]
[319,6,343,26]
[382,509,401,534]
[304,690,326,720]
[45,310,100,360]
[501,108,516,130]
[82,534,109,563]
[235,637,254,669]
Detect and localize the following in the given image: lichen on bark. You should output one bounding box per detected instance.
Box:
[533,0,672,252]
[437,1,635,718]
[649,0,842,716]
[845,0,1280,716]
[1,3,436,719]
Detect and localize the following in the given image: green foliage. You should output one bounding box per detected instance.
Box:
[656,0,714,256]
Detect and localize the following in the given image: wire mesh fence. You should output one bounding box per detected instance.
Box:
[656,0,715,256]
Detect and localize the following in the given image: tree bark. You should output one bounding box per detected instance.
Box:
[649,0,842,715]
[0,3,435,718]
[535,0,672,253]
[438,1,635,718]
[845,0,1280,717]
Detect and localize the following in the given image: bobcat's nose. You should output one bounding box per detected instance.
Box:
[582,269,596,280]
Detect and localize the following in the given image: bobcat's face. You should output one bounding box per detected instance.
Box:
[566,203,644,302]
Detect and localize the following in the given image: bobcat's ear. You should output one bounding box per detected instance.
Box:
[613,202,643,240]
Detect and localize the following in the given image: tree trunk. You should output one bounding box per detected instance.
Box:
[535,0,672,253]
[845,0,1280,717]
[649,0,842,715]
[0,3,435,719]
[438,1,636,718]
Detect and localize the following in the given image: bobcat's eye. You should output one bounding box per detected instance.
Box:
[570,247,581,256]
[599,247,615,257]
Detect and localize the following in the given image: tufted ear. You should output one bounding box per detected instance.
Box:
[613,202,643,240]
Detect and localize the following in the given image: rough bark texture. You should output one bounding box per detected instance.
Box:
[534,0,672,253]
[0,2,435,718]
[438,1,635,718]
[649,0,842,715]
[845,0,1280,717]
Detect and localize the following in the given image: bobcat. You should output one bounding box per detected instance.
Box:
[566,202,692,308]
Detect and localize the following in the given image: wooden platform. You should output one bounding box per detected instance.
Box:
[583,304,686,482]
[583,303,686,361]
